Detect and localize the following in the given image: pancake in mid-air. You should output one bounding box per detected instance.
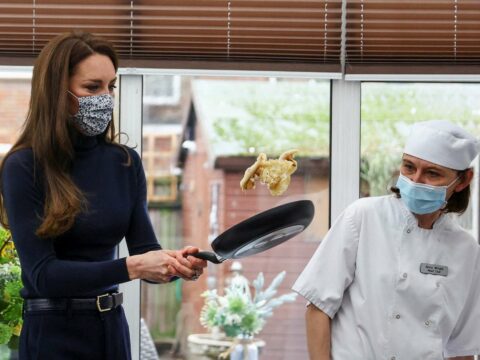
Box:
[240,149,298,196]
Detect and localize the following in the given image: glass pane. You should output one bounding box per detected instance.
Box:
[0,69,32,359]
[0,69,121,359]
[0,73,31,162]
[361,82,480,238]
[141,76,331,359]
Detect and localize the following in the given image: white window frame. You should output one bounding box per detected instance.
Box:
[473,157,480,242]
[105,70,480,358]
[330,80,361,220]
[143,75,182,106]
[117,69,342,359]
[118,74,143,360]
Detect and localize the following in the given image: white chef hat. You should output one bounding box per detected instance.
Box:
[404,120,480,170]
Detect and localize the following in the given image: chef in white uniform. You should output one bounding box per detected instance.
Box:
[293,120,480,360]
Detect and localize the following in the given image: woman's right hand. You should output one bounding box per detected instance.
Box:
[126,250,196,283]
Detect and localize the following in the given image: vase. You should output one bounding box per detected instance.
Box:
[9,349,19,360]
[229,337,258,360]
[210,326,226,340]
[0,345,10,359]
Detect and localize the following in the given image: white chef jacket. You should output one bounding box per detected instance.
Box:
[292,195,480,360]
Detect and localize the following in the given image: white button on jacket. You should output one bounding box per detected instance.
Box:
[293,195,480,359]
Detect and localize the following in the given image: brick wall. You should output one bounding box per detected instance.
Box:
[222,174,328,360]
[180,121,225,335]
[0,79,30,150]
[181,119,330,359]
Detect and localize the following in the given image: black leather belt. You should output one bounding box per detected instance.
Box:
[24,292,123,313]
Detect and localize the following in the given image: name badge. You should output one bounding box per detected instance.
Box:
[420,263,448,277]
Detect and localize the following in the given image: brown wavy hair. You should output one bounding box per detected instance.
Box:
[0,30,131,238]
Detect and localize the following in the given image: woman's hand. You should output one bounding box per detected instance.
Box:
[179,246,208,280]
[126,246,208,283]
[126,249,198,283]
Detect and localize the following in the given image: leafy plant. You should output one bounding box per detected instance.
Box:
[199,271,297,338]
[0,228,22,349]
[361,83,480,196]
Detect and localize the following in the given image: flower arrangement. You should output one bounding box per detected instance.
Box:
[199,271,297,338]
[0,227,23,349]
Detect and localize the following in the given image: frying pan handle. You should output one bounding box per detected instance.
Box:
[192,251,223,264]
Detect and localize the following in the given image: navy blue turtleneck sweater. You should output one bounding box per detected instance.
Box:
[1,134,161,298]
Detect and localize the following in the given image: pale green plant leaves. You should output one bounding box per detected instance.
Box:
[199,271,297,337]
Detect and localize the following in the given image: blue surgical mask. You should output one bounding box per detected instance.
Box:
[396,173,459,215]
[68,91,114,137]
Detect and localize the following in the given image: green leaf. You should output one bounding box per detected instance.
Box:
[0,323,12,345]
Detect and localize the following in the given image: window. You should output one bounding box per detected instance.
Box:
[361,82,480,238]
[143,75,181,106]
[0,74,31,162]
[141,76,331,360]
[0,69,32,359]
[143,76,184,126]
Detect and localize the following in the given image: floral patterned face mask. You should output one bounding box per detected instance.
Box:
[68,91,114,136]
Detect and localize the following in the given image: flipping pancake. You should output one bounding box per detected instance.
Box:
[240,149,298,196]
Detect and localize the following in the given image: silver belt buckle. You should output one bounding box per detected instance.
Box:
[96,293,111,312]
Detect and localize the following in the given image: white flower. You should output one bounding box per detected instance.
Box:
[199,270,298,337]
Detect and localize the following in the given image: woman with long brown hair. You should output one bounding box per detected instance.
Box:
[0,31,207,359]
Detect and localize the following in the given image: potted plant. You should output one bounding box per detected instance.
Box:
[0,227,22,358]
[199,270,297,359]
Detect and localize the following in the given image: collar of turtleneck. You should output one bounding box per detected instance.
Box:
[72,130,99,152]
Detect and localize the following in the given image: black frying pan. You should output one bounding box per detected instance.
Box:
[192,200,314,264]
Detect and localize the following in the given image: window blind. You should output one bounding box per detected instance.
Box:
[0,0,343,72]
[346,0,480,74]
[2,0,479,74]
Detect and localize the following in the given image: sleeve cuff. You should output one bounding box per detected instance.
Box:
[292,285,337,319]
[444,348,480,358]
[142,276,179,284]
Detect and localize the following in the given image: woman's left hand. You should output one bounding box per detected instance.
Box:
[165,246,207,281]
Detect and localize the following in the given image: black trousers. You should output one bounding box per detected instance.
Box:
[19,305,131,360]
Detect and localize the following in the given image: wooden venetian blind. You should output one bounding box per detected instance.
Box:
[0,0,343,72]
[346,0,480,74]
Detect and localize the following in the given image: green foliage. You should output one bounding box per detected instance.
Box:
[361,83,480,196]
[203,80,480,196]
[197,80,330,157]
[0,324,12,347]
[199,271,297,338]
[360,121,403,196]
[361,83,480,125]
[0,228,23,349]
